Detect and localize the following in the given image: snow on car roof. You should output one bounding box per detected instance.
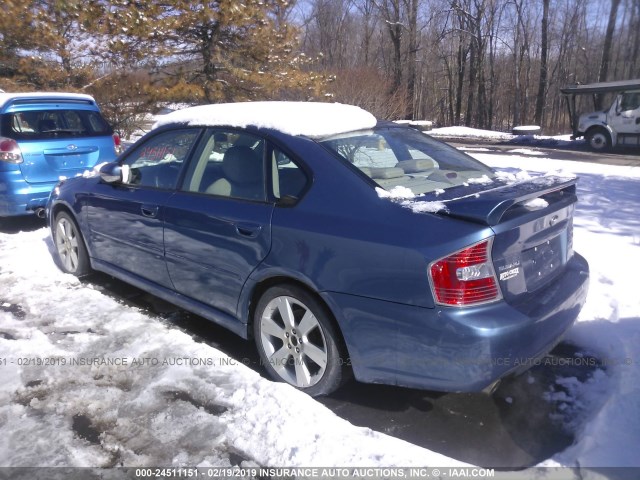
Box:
[152,101,378,138]
[0,92,96,109]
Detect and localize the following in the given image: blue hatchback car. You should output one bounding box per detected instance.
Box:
[47,102,589,396]
[0,92,120,217]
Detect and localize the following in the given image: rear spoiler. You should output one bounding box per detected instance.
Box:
[442,176,577,226]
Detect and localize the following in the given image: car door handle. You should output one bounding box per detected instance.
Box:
[141,205,159,218]
[235,222,262,238]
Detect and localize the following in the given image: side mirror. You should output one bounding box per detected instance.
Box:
[99,162,123,183]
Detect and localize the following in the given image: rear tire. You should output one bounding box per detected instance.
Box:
[586,127,611,151]
[53,211,91,276]
[253,284,348,396]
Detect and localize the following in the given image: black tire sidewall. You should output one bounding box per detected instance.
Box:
[253,284,345,396]
[53,211,90,277]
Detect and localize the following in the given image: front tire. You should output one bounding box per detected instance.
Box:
[53,211,91,276]
[253,284,347,396]
[586,127,611,151]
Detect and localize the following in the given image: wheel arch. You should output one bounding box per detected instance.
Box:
[585,124,615,149]
[49,201,95,263]
[49,202,75,223]
[243,274,351,358]
[50,204,92,276]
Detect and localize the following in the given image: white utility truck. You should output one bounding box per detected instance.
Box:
[561,79,640,151]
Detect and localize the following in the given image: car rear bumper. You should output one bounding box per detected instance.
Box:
[0,170,56,216]
[324,252,589,392]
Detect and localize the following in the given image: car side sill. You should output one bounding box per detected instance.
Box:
[91,258,249,339]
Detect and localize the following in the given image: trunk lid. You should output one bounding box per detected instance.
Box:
[19,138,105,183]
[442,176,577,302]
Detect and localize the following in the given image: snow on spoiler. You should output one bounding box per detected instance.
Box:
[442,176,578,226]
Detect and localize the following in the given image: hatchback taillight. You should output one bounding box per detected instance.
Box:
[113,133,123,155]
[429,239,501,306]
[0,137,24,164]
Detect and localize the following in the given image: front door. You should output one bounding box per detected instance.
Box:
[86,128,202,287]
[610,91,640,135]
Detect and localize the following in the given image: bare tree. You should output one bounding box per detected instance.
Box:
[377,0,404,92]
[599,0,622,84]
[534,0,549,126]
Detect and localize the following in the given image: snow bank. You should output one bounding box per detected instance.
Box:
[430,126,513,140]
[433,127,578,147]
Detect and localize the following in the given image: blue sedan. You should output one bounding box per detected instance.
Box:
[47,102,589,396]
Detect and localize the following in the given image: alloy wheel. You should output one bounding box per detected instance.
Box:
[55,216,80,273]
[259,295,328,388]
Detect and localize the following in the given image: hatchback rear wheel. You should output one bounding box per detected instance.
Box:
[53,211,90,276]
[254,284,347,396]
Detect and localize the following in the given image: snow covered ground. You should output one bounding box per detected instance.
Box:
[466,150,640,470]
[431,125,581,148]
[0,144,639,474]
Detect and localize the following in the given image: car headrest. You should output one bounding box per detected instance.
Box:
[222,146,262,184]
[400,158,439,173]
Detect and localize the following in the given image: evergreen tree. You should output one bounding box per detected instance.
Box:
[101,0,323,103]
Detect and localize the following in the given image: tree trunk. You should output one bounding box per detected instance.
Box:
[596,0,621,108]
[534,0,549,125]
[406,0,418,119]
[200,30,217,103]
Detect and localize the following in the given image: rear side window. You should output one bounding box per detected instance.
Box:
[181,129,267,201]
[271,148,308,200]
[1,109,113,140]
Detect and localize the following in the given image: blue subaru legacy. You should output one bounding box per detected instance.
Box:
[47,102,589,396]
[0,92,120,217]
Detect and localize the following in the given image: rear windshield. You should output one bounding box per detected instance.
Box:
[318,127,495,196]
[1,109,113,140]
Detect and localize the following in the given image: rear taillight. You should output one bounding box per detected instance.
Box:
[429,239,501,306]
[113,133,123,155]
[0,137,24,164]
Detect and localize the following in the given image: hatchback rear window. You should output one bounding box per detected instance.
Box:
[319,127,495,196]
[1,109,113,141]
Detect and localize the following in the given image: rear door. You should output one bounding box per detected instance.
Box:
[4,104,116,183]
[86,128,202,287]
[163,128,274,318]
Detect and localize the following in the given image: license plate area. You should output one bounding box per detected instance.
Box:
[522,233,566,292]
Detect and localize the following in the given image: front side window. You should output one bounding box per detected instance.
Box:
[619,92,640,112]
[181,130,266,201]
[123,129,200,189]
[2,109,112,140]
[319,127,494,196]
